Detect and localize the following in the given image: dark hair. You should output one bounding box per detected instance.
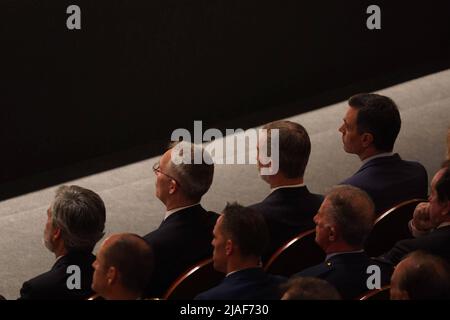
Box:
[325,185,375,247]
[436,167,450,203]
[263,120,311,178]
[398,251,450,299]
[348,93,401,152]
[282,277,341,300]
[221,203,269,257]
[51,185,106,252]
[103,234,154,294]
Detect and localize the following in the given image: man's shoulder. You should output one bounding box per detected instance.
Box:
[250,187,323,211]
[19,254,95,300]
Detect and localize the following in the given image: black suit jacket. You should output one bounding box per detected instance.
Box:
[143,204,218,297]
[382,225,450,265]
[295,252,393,300]
[195,267,286,300]
[341,154,428,215]
[249,186,323,262]
[19,251,95,300]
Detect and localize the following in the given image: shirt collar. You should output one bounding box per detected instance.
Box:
[325,249,364,261]
[361,152,394,166]
[164,203,200,221]
[270,183,305,194]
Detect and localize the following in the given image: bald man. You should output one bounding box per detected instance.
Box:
[91,233,154,300]
[390,250,450,300]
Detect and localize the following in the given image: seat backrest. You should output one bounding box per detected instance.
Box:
[358,285,390,300]
[163,257,224,300]
[365,199,426,257]
[263,229,325,277]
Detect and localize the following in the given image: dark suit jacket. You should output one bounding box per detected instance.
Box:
[382,225,450,265]
[19,251,95,300]
[195,267,286,300]
[249,186,323,262]
[143,204,218,298]
[341,154,428,215]
[295,252,393,300]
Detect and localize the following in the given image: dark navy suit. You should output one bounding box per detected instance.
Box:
[19,251,95,300]
[249,186,323,262]
[294,252,393,299]
[143,204,218,298]
[341,154,428,215]
[382,225,450,265]
[195,267,286,300]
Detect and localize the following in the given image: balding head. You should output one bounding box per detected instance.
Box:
[390,251,450,300]
[92,233,154,299]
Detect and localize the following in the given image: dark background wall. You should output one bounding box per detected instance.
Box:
[1,0,449,199]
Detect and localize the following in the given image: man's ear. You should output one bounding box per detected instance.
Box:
[361,132,374,148]
[168,179,177,195]
[53,227,62,241]
[328,226,337,242]
[107,266,118,285]
[225,239,233,256]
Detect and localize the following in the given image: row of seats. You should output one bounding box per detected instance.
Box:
[159,198,424,300]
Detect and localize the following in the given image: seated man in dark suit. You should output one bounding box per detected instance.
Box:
[293,185,393,299]
[19,185,106,299]
[250,120,323,261]
[195,203,286,300]
[382,166,450,265]
[338,93,428,215]
[143,142,218,297]
[390,250,450,300]
[91,233,154,300]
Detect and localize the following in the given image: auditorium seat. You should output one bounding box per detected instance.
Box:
[358,285,391,300]
[365,199,426,257]
[162,258,224,300]
[263,229,325,277]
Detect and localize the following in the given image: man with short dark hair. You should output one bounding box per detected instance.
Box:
[19,185,106,299]
[195,203,286,300]
[293,185,392,299]
[91,233,154,300]
[339,93,428,214]
[143,142,218,297]
[382,167,450,265]
[390,250,450,300]
[250,120,323,261]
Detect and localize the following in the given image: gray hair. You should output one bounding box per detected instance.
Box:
[324,185,375,247]
[51,185,106,251]
[169,141,214,201]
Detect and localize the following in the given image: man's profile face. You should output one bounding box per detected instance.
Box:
[428,169,448,227]
[339,106,364,155]
[211,216,227,273]
[390,259,409,300]
[314,199,334,251]
[154,149,174,203]
[43,208,55,252]
[91,239,110,296]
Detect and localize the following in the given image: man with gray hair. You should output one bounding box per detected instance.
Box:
[19,185,106,299]
[293,185,392,299]
[143,142,218,297]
